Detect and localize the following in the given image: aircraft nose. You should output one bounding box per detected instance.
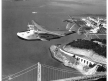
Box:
[17,32,25,38]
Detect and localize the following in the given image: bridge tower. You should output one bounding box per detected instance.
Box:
[37,62,41,81]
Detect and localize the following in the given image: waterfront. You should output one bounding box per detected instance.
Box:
[2,0,106,78]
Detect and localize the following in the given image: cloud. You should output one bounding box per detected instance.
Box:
[50,1,92,7]
[47,0,106,15]
[50,0,106,5]
[50,2,81,7]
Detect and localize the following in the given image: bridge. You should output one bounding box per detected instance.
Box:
[2,62,106,81]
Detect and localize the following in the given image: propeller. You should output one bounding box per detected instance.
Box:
[69,24,75,32]
[66,23,76,31]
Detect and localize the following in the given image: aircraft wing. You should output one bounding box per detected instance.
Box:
[32,20,67,36]
[31,20,64,35]
[32,20,76,36]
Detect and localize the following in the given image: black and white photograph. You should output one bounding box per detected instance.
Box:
[2,0,106,81]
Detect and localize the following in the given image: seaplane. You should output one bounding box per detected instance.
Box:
[63,16,106,39]
[50,39,106,76]
[17,20,76,41]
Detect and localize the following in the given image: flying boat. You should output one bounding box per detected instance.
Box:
[17,20,76,41]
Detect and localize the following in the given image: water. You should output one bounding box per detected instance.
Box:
[2,0,106,77]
